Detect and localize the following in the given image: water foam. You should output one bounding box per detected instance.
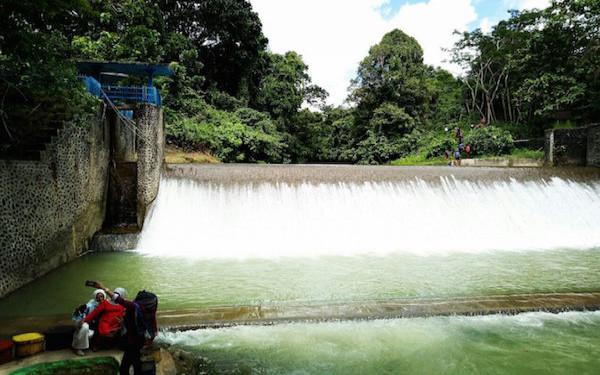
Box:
[136,176,600,258]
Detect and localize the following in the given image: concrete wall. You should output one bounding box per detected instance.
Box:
[0,108,110,298]
[104,104,164,229]
[109,110,136,162]
[545,128,588,166]
[135,104,164,227]
[587,124,600,168]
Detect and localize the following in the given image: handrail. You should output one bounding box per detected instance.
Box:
[79,76,151,144]
[78,75,162,106]
[103,89,152,145]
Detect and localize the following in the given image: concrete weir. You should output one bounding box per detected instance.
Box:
[2,292,599,336]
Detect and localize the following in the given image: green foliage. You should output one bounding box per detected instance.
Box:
[463,127,514,156]
[507,148,544,159]
[390,154,447,166]
[0,0,98,142]
[354,131,404,165]
[417,131,456,159]
[452,0,600,129]
[5,0,596,166]
[492,120,540,140]
[351,29,429,134]
[255,51,327,122]
[370,103,415,137]
[425,67,466,126]
[165,98,283,163]
[552,121,579,130]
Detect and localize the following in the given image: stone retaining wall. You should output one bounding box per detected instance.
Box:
[587,124,600,168]
[0,108,110,298]
[545,128,588,166]
[460,158,544,167]
[135,104,164,227]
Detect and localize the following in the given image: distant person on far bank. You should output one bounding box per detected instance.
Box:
[454,150,461,166]
[89,281,158,375]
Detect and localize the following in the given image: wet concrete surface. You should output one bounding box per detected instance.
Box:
[165,164,600,185]
[0,348,176,375]
[2,292,599,336]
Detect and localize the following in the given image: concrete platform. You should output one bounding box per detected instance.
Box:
[0,348,176,375]
[2,292,598,336]
[461,157,543,167]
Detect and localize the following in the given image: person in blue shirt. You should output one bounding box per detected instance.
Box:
[454,150,461,166]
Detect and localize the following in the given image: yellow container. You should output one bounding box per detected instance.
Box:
[12,333,44,357]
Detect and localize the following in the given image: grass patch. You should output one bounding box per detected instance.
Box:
[478,148,544,159]
[552,120,579,129]
[390,154,448,166]
[508,148,544,158]
[165,146,221,164]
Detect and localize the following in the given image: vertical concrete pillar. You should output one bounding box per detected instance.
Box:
[134,104,164,228]
[587,124,600,168]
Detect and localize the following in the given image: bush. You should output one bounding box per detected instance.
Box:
[165,104,283,163]
[417,131,456,158]
[354,131,404,164]
[390,153,446,166]
[463,126,514,156]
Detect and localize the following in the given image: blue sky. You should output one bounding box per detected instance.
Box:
[249,0,550,106]
[379,0,540,30]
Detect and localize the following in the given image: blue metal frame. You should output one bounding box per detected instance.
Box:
[79,76,162,106]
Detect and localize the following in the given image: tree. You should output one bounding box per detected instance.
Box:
[0,0,95,142]
[345,29,433,163]
[158,0,268,101]
[255,51,327,122]
[350,29,429,134]
[451,0,600,131]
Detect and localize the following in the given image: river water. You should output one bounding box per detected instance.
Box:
[2,165,600,374]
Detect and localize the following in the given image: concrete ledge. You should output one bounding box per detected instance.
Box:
[90,233,139,252]
[461,158,543,167]
[3,292,598,336]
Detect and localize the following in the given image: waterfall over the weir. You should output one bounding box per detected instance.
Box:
[136,172,600,258]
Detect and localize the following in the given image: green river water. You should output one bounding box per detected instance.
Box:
[2,249,599,373]
[3,165,600,374]
[1,249,600,316]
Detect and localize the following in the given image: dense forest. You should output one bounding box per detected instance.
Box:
[1,0,598,164]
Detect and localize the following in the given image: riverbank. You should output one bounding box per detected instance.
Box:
[165,147,547,168]
[164,146,220,164]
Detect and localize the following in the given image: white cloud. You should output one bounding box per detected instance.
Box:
[480,17,492,33]
[503,0,551,10]
[249,0,477,106]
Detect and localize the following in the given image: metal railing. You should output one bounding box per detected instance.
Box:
[79,76,151,144]
[79,76,162,106]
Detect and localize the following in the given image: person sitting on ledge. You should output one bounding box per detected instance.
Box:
[79,286,125,350]
[72,288,105,356]
[90,281,158,375]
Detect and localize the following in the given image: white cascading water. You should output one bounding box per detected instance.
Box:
[136,176,600,258]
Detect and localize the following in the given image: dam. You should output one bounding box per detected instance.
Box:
[1,164,600,373]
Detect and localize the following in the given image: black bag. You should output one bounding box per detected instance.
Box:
[134,291,158,338]
[135,291,158,312]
